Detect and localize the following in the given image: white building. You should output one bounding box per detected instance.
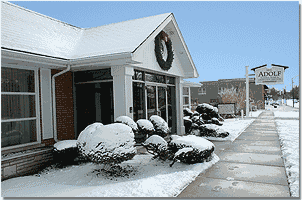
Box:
[1,2,199,179]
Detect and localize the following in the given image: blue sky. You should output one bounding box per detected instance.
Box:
[11,1,300,91]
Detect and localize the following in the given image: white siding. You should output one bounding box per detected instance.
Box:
[40,69,53,139]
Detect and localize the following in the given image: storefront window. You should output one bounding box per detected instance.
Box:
[133,82,145,122]
[132,70,176,133]
[1,67,38,148]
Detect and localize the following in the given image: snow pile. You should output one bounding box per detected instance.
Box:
[249,110,264,117]
[274,111,299,118]
[275,120,299,197]
[149,115,171,138]
[1,153,219,197]
[200,118,255,142]
[77,123,136,164]
[54,140,77,151]
[115,116,139,133]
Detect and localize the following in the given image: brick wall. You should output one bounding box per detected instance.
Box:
[51,70,75,140]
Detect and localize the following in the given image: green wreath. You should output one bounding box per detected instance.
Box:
[154,31,174,71]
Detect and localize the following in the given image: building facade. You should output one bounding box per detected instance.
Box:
[190,78,267,113]
[1,2,199,180]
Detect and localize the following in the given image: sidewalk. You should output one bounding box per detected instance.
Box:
[178,111,290,197]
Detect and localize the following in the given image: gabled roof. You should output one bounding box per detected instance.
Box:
[1,1,170,59]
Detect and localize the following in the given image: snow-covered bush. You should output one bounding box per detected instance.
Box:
[149,115,171,138]
[192,111,200,117]
[210,118,223,126]
[136,119,155,141]
[196,103,219,119]
[142,135,172,160]
[199,124,229,138]
[77,123,136,165]
[191,115,204,126]
[183,116,192,134]
[169,135,215,166]
[183,108,193,117]
[53,140,80,165]
[115,116,138,133]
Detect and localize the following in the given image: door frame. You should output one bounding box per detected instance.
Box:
[145,82,168,121]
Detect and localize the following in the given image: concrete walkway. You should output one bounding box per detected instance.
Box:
[178,111,290,198]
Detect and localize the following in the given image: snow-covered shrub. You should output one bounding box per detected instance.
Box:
[211,118,223,126]
[136,119,155,142]
[77,123,136,165]
[191,115,204,126]
[149,115,171,138]
[142,135,172,160]
[183,108,193,117]
[196,103,219,119]
[169,135,215,166]
[183,116,192,134]
[199,124,229,138]
[53,140,80,165]
[115,116,138,133]
[115,116,141,142]
[192,111,200,117]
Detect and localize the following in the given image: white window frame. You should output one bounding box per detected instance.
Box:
[1,64,41,150]
[218,87,224,94]
[198,87,206,95]
[183,87,190,109]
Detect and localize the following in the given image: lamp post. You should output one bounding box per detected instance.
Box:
[292,75,299,107]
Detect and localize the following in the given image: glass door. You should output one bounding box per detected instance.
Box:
[158,86,167,121]
[146,85,157,119]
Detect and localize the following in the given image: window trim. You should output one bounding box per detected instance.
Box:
[1,65,41,150]
[198,87,206,95]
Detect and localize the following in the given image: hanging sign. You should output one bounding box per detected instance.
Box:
[254,66,285,85]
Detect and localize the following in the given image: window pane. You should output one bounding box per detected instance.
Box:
[133,82,145,121]
[1,120,37,148]
[145,73,157,82]
[1,95,36,120]
[1,67,35,92]
[74,68,112,83]
[166,76,175,85]
[183,87,189,95]
[133,71,144,81]
[183,97,189,105]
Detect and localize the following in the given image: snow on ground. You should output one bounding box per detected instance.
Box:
[275,119,299,197]
[249,110,264,117]
[286,99,299,108]
[273,111,299,118]
[1,154,219,197]
[201,118,255,142]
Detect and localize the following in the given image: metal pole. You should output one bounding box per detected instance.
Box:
[292,78,294,107]
[246,66,249,117]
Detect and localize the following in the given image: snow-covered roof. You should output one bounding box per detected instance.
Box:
[1,1,170,59]
[2,2,198,78]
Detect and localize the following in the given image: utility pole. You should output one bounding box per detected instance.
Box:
[292,75,299,107]
[246,66,249,117]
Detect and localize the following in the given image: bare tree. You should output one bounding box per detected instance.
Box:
[218,86,255,114]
